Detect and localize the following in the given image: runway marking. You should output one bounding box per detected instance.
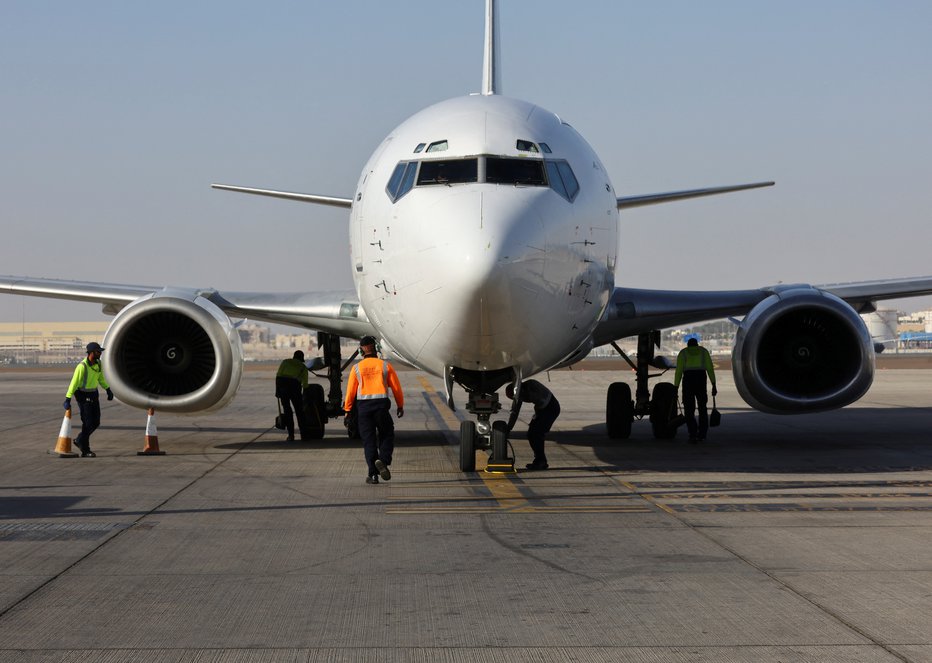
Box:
[411,376,650,514]
[386,505,650,514]
[417,376,462,436]
[618,479,932,514]
[668,504,932,513]
[616,480,676,515]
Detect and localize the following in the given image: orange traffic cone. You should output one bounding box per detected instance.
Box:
[138,408,166,455]
[50,408,79,458]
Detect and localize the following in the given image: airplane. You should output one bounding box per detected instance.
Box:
[3,0,932,471]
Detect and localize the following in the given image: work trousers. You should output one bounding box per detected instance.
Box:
[74,390,101,452]
[527,396,560,463]
[357,398,394,477]
[681,371,709,439]
[276,377,310,439]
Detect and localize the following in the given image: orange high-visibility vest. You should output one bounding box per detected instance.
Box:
[343,356,404,411]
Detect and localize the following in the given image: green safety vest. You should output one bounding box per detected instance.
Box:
[276,358,308,389]
[66,358,110,398]
[673,346,715,387]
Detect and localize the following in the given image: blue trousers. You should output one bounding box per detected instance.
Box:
[527,397,560,462]
[74,390,101,452]
[357,399,394,476]
[681,371,709,438]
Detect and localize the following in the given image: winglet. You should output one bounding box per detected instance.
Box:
[481,0,501,95]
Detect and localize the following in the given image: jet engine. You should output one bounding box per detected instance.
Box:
[102,291,243,413]
[732,287,873,413]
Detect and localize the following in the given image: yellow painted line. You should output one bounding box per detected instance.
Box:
[386,506,650,515]
[418,374,530,510]
[418,376,461,430]
[620,480,676,515]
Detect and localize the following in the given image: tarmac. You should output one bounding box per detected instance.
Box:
[0,364,930,662]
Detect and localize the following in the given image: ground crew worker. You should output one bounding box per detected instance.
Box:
[276,350,311,441]
[505,379,560,471]
[673,337,717,442]
[343,336,404,484]
[63,341,113,457]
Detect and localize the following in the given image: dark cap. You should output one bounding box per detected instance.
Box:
[293,350,305,361]
[359,335,377,347]
[86,342,104,353]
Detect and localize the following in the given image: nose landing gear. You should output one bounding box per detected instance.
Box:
[458,391,514,472]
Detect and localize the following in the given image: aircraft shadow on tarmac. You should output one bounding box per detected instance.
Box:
[560,406,932,474]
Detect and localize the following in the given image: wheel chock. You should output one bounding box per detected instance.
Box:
[138,408,166,455]
[50,409,79,458]
[484,457,516,474]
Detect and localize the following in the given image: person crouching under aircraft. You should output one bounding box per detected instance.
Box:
[505,379,561,471]
[275,350,312,441]
[343,336,404,484]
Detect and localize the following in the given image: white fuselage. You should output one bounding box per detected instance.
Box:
[349,94,618,379]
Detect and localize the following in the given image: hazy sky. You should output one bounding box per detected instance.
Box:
[2,1,931,325]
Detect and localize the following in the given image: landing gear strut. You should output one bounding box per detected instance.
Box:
[606,330,680,440]
[317,332,361,439]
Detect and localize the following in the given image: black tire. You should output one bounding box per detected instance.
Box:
[491,423,508,461]
[606,382,633,439]
[649,382,679,439]
[302,384,326,439]
[459,420,476,472]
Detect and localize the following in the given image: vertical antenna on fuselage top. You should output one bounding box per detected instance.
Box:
[481,0,501,95]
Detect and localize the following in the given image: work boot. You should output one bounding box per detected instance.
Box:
[82,449,96,458]
[525,459,549,471]
[366,475,379,485]
[286,434,295,441]
[374,459,391,481]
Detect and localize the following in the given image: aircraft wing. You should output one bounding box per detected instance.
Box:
[593,276,932,346]
[616,181,774,209]
[0,275,374,339]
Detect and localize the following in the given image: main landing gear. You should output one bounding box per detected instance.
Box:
[606,330,681,440]
[304,332,362,440]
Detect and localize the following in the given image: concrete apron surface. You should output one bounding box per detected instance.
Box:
[0,366,930,662]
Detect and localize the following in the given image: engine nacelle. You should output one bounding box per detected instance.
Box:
[102,291,243,413]
[732,287,873,413]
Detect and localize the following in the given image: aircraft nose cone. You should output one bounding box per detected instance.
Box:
[399,188,552,370]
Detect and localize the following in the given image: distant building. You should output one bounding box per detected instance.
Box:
[0,321,109,364]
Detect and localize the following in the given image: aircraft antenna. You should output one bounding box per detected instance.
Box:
[481,0,501,95]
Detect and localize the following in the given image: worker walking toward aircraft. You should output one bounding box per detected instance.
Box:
[276,350,311,441]
[673,336,717,442]
[344,336,404,484]
[63,342,113,457]
[505,379,561,470]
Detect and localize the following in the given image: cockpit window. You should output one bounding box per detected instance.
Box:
[545,160,579,202]
[556,161,579,200]
[539,142,552,154]
[385,156,579,203]
[417,159,478,185]
[386,161,419,202]
[413,143,426,153]
[426,140,449,153]
[516,139,540,153]
[487,157,546,186]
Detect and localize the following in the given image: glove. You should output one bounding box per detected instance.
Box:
[396,407,404,418]
[106,388,114,401]
[711,385,718,397]
[63,398,71,410]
